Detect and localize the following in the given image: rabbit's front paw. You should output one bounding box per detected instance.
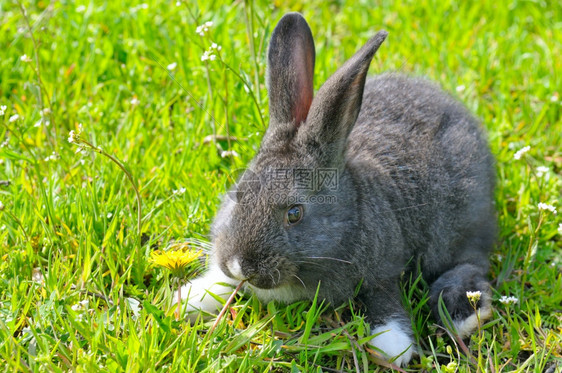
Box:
[369,319,415,367]
[429,263,492,337]
[177,265,239,321]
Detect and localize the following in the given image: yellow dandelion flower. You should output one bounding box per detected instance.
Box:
[150,248,202,277]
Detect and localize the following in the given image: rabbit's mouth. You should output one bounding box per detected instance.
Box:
[221,254,297,290]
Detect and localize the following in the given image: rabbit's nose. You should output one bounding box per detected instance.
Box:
[226,257,248,281]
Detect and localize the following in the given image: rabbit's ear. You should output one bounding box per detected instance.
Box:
[296,31,388,165]
[267,13,315,128]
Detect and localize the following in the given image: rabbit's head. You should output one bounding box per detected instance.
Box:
[210,13,387,300]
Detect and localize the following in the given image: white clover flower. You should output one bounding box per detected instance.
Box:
[167,62,177,71]
[456,85,466,93]
[538,202,557,214]
[20,54,32,63]
[513,145,530,160]
[0,105,6,116]
[499,295,518,305]
[130,97,140,106]
[466,291,482,302]
[9,114,19,122]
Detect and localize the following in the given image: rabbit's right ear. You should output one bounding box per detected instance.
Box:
[267,13,315,129]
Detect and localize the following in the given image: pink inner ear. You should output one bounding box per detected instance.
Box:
[294,90,313,127]
[293,43,314,127]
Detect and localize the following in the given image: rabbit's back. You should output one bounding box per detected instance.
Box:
[348,73,495,280]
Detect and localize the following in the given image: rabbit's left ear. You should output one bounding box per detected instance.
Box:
[296,31,387,163]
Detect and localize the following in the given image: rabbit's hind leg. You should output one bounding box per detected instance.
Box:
[428,263,492,338]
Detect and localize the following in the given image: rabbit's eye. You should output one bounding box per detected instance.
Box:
[286,205,304,225]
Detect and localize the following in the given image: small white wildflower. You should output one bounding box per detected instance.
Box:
[201,50,213,61]
[41,108,51,116]
[550,93,559,102]
[68,130,77,143]
[513,145,530,160]
[34,119,42,128]
[196,21,213,36]
[210,43,221,51]
[466,291,482,302]
[9,114,19,122]
[44,152,58,162]
[71,299,89,312]
[536,166,549,178]
[173,187,186,195]
[499,295,519,305]
[167,62,177,71]
[456,85,466,93]
[221,150,239,158]
[538,202,557,214]
[20,54,32,63]
[209,54,216,61]
[0,105,6,116]
[107,212,113,219]
[130,97,140,106]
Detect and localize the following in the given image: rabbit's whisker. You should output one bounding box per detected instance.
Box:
[275,267,282,284]
[292,274,306,289]
[306,256,352,264]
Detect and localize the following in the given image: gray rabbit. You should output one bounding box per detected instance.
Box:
[180,12,496,366]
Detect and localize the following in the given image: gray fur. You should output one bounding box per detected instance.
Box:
[209,12,495,357]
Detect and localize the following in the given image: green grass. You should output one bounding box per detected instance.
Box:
[1,0,561,371]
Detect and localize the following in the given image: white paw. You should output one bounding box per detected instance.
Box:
[178,264,239,321]
[369,320,415,367]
